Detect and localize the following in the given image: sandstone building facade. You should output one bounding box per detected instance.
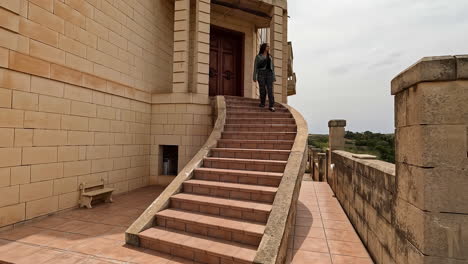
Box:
[0,0,295,228]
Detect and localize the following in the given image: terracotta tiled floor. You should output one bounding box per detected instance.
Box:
[287,181,374,264]
[0,186,195,264]
[0,181,373,264]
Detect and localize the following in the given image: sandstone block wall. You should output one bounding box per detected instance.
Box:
[0,69,152,228]
[0,0,175,228]
[149,98,212,186]
[392,56,468,264]
[331,151,397,264]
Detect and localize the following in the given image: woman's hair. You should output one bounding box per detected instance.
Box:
[259,43,269,55]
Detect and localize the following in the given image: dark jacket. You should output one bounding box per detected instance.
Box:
[253,54,276,82]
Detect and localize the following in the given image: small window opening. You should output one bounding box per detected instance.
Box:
[160,145,178,176]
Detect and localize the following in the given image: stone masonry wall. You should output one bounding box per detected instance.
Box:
[331,151,397,263]
[0,69,152,228]
[391,56,468,263]
[0,0,174,94]
[149,101,212,186]
[332,56,468,264]
[0,0,175,228]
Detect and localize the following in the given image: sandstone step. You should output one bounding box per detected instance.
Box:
[193,168,282,187]
[139,227,257,263]
[211,148,290,161]
[226,118,295,125]
[224,124,296,132]
[183,179,277,203]
[217,139,294,150]
[155,208,265,246]
[222,131,296,140]
[203,157,287,173]
[170,193,272,223]
[225,96,265,102]
[227,102,283,108]
[227,112,292,119]
[227,106,289,113]
[224,97,278,106]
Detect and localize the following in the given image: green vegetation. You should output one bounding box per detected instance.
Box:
[308,134,329,150]
[345,131,395,163]
[308,131,395,163]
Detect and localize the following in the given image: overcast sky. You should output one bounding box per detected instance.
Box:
[287,0,468,134]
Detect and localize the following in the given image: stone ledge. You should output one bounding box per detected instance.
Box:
[125,96,226,247]
[333,150,395,176]
[254,103,308,264]
[391,55,468,95]
[328,119,346,127]
[352,154,377,160]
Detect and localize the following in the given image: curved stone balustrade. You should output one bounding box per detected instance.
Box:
[125,96,227,246]
[254,103,309,264]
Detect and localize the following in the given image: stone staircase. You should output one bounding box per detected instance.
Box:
[135,96,299,263]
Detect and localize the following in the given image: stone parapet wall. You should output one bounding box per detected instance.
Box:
[331,55,468,264]
[330,150,396,264]
[392,56,468,264]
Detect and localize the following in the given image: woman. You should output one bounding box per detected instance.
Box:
[253,43,276,112]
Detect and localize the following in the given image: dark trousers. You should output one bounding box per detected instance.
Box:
[258,70,275,107]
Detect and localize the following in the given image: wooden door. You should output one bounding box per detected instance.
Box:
[209,27,243,97]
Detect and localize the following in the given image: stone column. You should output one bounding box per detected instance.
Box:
[309,147,320,181]
[317,153,326,182]
[392,56,468,264]
[270,6,284,103]
[328,120,346,190]
[281,9,288,104]
[192,0,210,95]
[172,0,191,93]
[328,120,346,150]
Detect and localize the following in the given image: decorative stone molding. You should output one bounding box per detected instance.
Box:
[125,96,226,247]
[254,103,308,264]
[259,0,288,9]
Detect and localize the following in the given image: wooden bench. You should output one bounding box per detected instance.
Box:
[79,180,114,209]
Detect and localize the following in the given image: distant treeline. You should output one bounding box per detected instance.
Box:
[308,131,395,163]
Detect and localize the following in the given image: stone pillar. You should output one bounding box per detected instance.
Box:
[270,6,284,103]
[172,0,191,93]
[309,147,320,181]
[192,0,210,95]
[281,9,288,104]
[328,120,346,190]
[328,120,346,150]
[392,56,468,264]
[307,146,312,172]
[317,153,326,182]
